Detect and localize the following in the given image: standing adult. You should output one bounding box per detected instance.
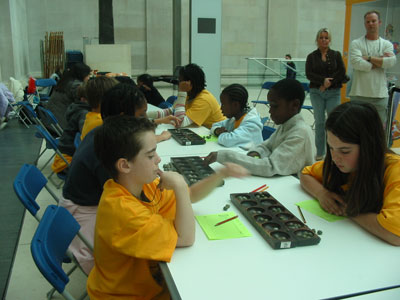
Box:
[349,10,397,125]
[306,28,346,160]
[285,54,296,79]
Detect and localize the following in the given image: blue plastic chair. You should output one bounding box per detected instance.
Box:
[262,126,276,140]
[35,78,57,101]
[31,205,86,300]
[251,81,276,107]
[13,164,59,220]
[35,125,70,188]
[37,106,63,137]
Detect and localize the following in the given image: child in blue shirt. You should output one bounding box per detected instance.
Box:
[211,84,263,148]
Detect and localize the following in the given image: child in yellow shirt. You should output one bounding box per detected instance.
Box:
[88,115,248,299]
[300,101,400,246]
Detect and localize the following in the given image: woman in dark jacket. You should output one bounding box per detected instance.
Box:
[45,62,91,129]
[306,28,346,160]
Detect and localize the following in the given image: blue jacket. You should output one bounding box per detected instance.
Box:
[211,108,263,148]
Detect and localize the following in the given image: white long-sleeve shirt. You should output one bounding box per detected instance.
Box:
[349,36,397,98]
[216,114,315,177]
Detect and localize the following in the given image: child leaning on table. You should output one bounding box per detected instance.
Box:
[300,101,400,246]
[211,83,263,148]
[204,78,315,177]
[87,115,248,299]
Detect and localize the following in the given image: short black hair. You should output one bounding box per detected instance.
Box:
[100,83,147,119]
[221,83,249,111]
[94,115,156,179]
[115,76,137,86]
[137,74,153,87]
[179,63,206,99]
[271,78,305,108]
[285,54,292,59]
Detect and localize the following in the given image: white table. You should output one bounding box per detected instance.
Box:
[160,170,400,300]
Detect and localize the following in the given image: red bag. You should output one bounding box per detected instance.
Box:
[27,77,36,94]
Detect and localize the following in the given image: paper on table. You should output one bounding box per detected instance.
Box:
[202,135,218,142]
[195,212,252,240]
[296,199,345,222]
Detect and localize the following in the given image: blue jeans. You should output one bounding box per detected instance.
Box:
[309,88,341,156]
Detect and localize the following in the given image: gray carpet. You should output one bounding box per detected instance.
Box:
[0,119,41,299]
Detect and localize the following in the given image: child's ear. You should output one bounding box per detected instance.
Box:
[115,158,131,174]
[291,99,301,113]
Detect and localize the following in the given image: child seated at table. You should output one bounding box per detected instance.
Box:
[204,78,315,177]
[87,115,248,299]
[300,101,400,246]
[147,63,226,129]
[52,77,117,174]
[137,73,165,107]
[80,76,119,140]
[211,83,263,148]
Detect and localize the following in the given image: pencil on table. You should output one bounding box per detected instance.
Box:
[297,206,307,224]
[250,184,266,193]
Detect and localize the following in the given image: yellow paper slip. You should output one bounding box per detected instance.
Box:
[296,199,345,222]
[195,212,252,240]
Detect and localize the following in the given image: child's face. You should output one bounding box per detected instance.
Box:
[327,131,360,173]
[135,102,148,118]
[128,131,161,184]
[220,93,237,118]
[267,90,298,125]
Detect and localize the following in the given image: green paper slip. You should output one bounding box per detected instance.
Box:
[296,199,345,222]
[195,212,252,240]
[202,135,219,142]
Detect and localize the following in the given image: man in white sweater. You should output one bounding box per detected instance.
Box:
[204,79,315,177]
[349,10,397,124]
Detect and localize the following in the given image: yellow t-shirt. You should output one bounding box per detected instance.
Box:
[185,89,226,129]
[87,179,177,300]
[81,112,103,140]
[302,153,400,236]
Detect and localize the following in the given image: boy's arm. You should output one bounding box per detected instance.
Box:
[217,133,311,177]
[159,171,195,247]
[189,163,249,203]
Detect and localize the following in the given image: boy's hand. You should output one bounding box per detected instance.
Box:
[179,81,192,92]
[158,170,187,190]
[203,152,218,165]
[218,162,249,179]
[247,151,261,158]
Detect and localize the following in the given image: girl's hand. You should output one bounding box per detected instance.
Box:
[215,127,227,136]
[158,130,171,141]
[323,77,333,88]
[179,80,192,92]
[158,115,182,127]
[157,170,187,190]
[316,188,346,216]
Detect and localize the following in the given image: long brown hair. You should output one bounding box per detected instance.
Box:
[323,101,387,216]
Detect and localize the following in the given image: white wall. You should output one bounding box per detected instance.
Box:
[1,0,351,83]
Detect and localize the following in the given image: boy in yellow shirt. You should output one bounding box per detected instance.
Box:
[88,115,248,299]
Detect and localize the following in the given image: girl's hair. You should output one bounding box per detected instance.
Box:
[271,79,305,108]
[85,76,119,109]
[315,28,332,44]
[94,115,156,179]
[221,84,249,111]
[323,101,387,216]
[137,74,154,87]
[100,83,147,119]
[179,63,206,100]
[55,62,91,93]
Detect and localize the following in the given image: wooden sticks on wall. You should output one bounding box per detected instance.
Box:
[43,31,65,78]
